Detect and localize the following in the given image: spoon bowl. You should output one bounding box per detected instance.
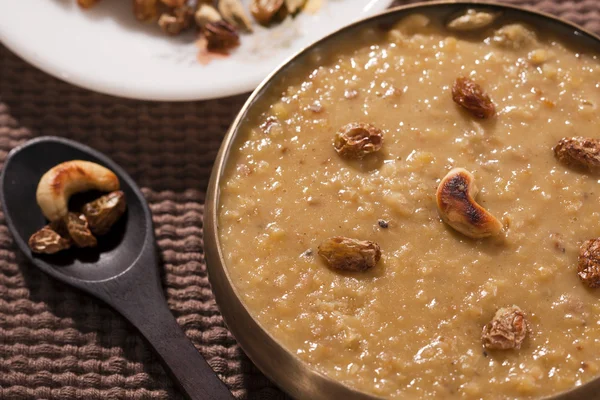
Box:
[2,137,147,282]
[0,136,233,400]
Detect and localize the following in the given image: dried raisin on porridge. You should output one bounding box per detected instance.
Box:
[578,238,600,288]
[318,236,381,272]
[482,306,529,350]
[452,77,496,119]
[334,123,383,159]
[554,137,600,172]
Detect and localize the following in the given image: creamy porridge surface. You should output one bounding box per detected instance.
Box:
[218,13,600,399]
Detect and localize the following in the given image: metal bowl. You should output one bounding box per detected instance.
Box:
[205,2,600,399]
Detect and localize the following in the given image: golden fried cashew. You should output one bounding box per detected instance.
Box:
[36,160,120,222]
[436,168,502,239]
[447,9,497,31]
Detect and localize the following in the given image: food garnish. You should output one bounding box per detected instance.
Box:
[318,236,381,272]
[578,238,600,288]
[554,137,600,173]
[133,0,159,22]
[482,306,529,350]
[158,5,193,35]
[436,168,503,239]
[82,191,127,236]
[491,24,538,50]
[65,212,97,248]
[36,160,120,222]
[452,77,496,119]
[218,0,254,32]
[447,9,497,31]
[28,223,72,255]
[250,0,286,25]
[204,21,241,51]
[334,123,383,159]
[29,161,126,255]
[77,0,313,53]
[195,4,223,27]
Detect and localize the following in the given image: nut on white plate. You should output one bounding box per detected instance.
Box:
[436,168,502,239]
[195,4,223,27]
[447,9,498,31]
[36,160,120,222]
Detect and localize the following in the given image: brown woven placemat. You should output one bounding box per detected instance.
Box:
[0,1,599,399]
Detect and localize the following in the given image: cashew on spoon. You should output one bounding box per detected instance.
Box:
[36,160,120,222]
[436,168,502,239]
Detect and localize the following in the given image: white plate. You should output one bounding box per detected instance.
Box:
[0,0,390,101]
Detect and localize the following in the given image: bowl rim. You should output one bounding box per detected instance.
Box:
[205,2,600,399]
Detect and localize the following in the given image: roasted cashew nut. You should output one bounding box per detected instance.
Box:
[436,168,502,239]
[36,160,120,222]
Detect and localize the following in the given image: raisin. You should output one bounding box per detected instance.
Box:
[482,306,529,350]
[28,224,71,254]
[452,77,496,119]
[317,236,381,272]
[334,123,383,159]
[82,191,127,236]
[554,137,600,172]
[204,21,240,51]
[578,238,600,288]
[64,213,97,248]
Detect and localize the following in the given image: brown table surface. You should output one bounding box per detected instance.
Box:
[1,0,599,398]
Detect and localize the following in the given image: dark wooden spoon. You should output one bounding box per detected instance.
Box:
[0,136,234,400]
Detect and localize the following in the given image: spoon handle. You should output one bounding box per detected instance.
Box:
[111,282,234,400]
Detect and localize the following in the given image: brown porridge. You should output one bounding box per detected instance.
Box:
[218,11,600,399]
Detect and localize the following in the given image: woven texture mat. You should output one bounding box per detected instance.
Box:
[0,1,599,399]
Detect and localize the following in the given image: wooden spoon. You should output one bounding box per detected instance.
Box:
[0,136,234,400]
